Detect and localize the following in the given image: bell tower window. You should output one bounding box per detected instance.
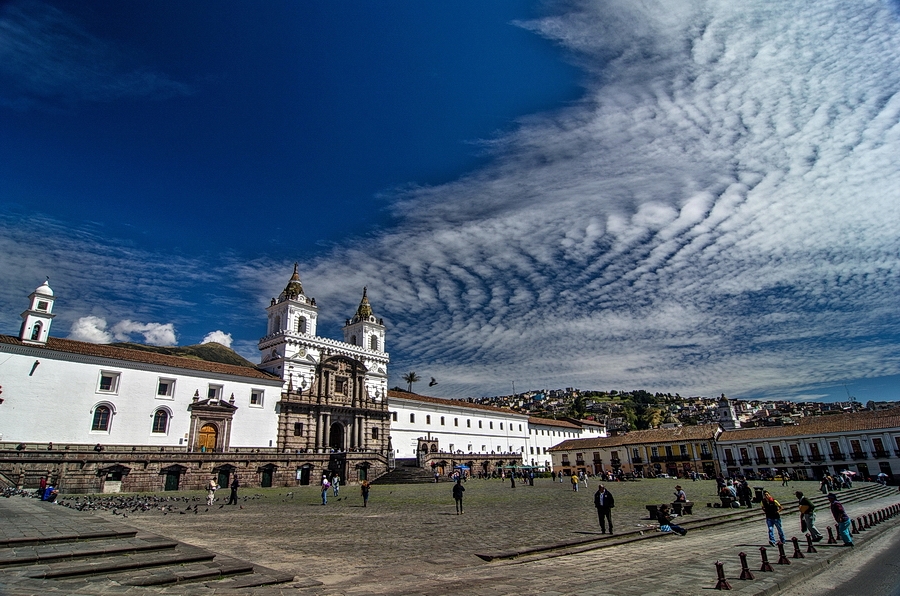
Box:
[370,335,379,350]
[297,317,307,333]
[350,335,357,346]
[30,322,42,341]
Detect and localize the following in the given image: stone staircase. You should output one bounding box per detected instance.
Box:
[371,458,439,484]
[0,497,296,593]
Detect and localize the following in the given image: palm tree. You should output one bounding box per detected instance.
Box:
[402,372,420,393]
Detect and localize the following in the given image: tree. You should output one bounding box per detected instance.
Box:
[402,372,420,393]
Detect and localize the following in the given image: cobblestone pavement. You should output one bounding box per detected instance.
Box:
[2,479,898,595]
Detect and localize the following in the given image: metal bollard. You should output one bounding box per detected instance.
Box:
[805,533,817,554]
[869,513,876,527]
[714,561,732,590]
[738,552,754,580]
[776,541,791,565]
[827,526,837,544]
[759,546,774,572]
[858,516,866,531]
[790,536,804,559]
[851,519,859,535]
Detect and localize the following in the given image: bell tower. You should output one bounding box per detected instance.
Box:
[20,279,56,345]
[258,264,319,384]
[342,287,385,354]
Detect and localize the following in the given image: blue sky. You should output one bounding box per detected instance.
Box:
[2,0,899,403]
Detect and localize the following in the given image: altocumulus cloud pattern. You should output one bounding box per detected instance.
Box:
[1,0,899,400]
[300,0,900,397]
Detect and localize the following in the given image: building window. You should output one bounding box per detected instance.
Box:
[478,420,482,429]
[410,413,415,423]
[157,378,175,398]
[207,384,223,400]
[519,424,522,431]
[335,378,348,395]
[370,336,379,350]
[482,445,486,451]
[500,422,504,430]
[372,427,379,439]
[151,409,169,434]
[294,422,304,436]
[454,418,458,426]
[91,405,112,432]
[466,419,470,427]
[297,317,307,333]
[250,390,264,407]
[31,322,42,340]
[651,446,659,457]
[273,315,281,331]
[391,412,398,422]
[37,300,49,311]
[530,447,534,454]
[426,415,431,424]
[680,444,688,456]
[350,335,357,345]
[98,372,120,394]
[489,421,494,429]
[440,416,445,426]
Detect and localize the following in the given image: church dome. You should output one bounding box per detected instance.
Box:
[34,279,53,297]
[352,287,374,323]
[279,263,304,301]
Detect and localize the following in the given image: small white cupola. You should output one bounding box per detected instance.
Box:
[20,278,56,344]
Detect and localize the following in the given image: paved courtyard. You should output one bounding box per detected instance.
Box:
[2,478,899,595]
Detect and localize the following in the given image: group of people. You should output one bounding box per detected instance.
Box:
[761,489,853,547]
[205,475,240,506]
[716,477,755,508]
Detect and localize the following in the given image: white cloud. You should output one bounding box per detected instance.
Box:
[110,320,177,346]
[68,316,113,344]
[201,330,233,348]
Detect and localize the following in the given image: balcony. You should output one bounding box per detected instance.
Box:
[725,459,737,467]
[631,456,643,463]
[772,456,786,464]
[872,450,890,458]
[610,458,622,467]
[650,455,690,463]
[755,457,769,465]
[829,452,846,461]
[788,455,804,463]
[739,458,752,466]
[575,460,586,467]
[700,453,713,461]
[808,454,825,462]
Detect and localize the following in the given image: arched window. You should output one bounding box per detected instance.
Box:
[297,317,307,333]
[151,409,170,434]
[370,335,379,351]
[273,315,281,331]
[30,322,42,340]
[350,335,357,345]
[91,405,112,431]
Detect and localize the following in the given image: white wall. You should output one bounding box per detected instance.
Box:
[0,344,281,448]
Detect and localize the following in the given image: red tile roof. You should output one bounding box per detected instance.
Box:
[387,390,528,416]
[0,335,280,382]
[549,424,721,451]
[528,416,581,429]
[719,407,900,441]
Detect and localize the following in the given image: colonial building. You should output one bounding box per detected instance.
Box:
[716,407,900,482]
[549,424,722,478]
[0,270,392,492]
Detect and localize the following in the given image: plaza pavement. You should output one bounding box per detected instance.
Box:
[1,478,898,595]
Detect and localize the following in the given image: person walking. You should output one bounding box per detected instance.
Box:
[452,479,465,514]
[571,474,579,492]
[227,475,239,505]
[795,490,822,541]
[206,477,218,506]
[321,475,330,505]
[360,480,371,507]
[593,484,615,534]
[332,474,340,497]
[827,493,854,546]
[761,490,786,545]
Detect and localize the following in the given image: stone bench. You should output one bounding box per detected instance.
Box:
[645,504,659,519]
[671,501,693,515]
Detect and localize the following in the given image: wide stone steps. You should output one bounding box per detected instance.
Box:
[0,533,178,567]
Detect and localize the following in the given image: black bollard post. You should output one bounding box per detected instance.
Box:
[714,561,732,590]
[776,541,791,565]
[851,519,859,535]
[827,526,837,544]
[858,516,866,531]
[759,546,774,572]
[738,552,754,580]
[805,533,817,554]
[790,536,804,558]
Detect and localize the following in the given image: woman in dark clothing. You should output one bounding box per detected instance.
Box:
[657,504,687,535]
[452,479,465,514]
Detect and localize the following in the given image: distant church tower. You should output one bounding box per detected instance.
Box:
[20,279,56,345]
[717,394,739,430]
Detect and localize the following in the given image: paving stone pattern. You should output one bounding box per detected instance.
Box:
[1,479,898,595]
